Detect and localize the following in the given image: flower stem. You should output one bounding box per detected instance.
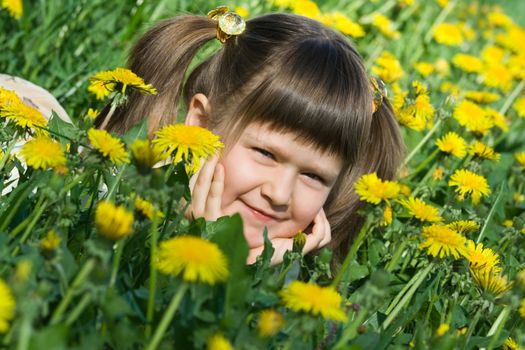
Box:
[403,119,442,167]
[382,262,434,330]
[485,306,511,350]
[423,0,457,43]
[332,221,372,290]
[333,306,369,349]
[109,240,125,288]
[494,80,525,147]
[98,99,119,130]
[146,283,188,350]
[65,293,93,326]
[145,215,160,338]
[476,183,505,244]
[386,240,408,272]
[50,258,95,325]
[407,149,439,180]
[0,130,18,173]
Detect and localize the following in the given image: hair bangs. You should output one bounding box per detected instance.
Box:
[226,37,372,165]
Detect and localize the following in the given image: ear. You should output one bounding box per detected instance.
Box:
[185,93,211,128]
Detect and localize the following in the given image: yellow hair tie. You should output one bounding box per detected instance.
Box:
[370,76,387,113]
[207,6,246,44]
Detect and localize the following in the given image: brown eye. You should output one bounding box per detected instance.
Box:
[303,172,326,184]
[253,147,275,160]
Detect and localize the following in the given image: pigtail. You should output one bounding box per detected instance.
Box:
[326,97,404,264]
[96,16,217,135]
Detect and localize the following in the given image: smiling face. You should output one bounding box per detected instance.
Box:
[218,123,343,248]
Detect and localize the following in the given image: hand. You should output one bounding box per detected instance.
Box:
[246,209,331,265]
[185,156,225,221]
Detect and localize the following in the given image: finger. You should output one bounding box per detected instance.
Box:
[190,156,219,217]
[247,246,264,265]
[303,210,330,254]
[205,162,224,220]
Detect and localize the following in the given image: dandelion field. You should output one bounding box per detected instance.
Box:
[2,0,525,349]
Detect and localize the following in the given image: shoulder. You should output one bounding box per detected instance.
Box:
[0,74,71,123]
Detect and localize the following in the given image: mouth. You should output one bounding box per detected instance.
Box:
[241,201,280,223]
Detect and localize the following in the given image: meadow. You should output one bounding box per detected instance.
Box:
[1,0,525,349]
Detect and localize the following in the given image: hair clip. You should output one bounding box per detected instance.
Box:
[370,76,388,113]
[207,6,246,44]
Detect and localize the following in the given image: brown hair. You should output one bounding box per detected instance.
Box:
[98,13,404,262]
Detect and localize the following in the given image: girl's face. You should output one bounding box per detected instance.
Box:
[218,122,343,248]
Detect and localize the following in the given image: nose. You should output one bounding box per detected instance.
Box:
[260,168,295,207]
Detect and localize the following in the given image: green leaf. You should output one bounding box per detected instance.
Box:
[47,111,76,144]
[210,214,250,327]
[121,118,149,146]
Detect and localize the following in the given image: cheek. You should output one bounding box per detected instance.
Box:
[290,187,330,229]
[219,150,258,205]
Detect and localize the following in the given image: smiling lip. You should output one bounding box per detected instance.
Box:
[242,201,280,222]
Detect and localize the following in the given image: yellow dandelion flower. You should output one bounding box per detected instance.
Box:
[290,0,321,19]
[207,333,233,350]
[440,81,459,96]
[485,107,509,132]
[372,51,404,83]
[87,128,129,165]
[470,267,512,297]
[488,11,513,28]
[88,80,110,100]
[153,124,223,173]
[453,100,494,135]
[436,323,449,336]
[516,269,525,287]
[0,279,15,333]
[513,96,525,118]
[234,6,249,18]
[413,62,434,77]
[502,337,519,350]
[355,172,400,205]
[519,299,525,318]
[434,58,450,76]
[452,53,484,73]
[327,12,365,38]
[86,108,99,120]
[433,167,444,181]
[503,219,513,227]
[372,14,400,39]
[15,260,31,282]
[130,139,167,168]
[497,24,525,54]
[481,46,506,65]
[433,23,464,46]
[40,230,61,252]
[399,183,411,196]
[1,0,22,19]
[156,236,229,285]
[258,310,284,337]
[413,82,434,120]
[448,169,491,204]
[460,22,475,41]
[383,204,393,226]
[135,196,164,220]
[280,281,347,322]
[482,63,514,92]
[437,0,448,8]
[464,91,500,104]
[95,201,133,241]
[514,192,524,203]
[469,141,499,161]
[466,240,501,272]
[436,132,467,158]
[1,99,47,132]
[88,68,157,99]
[20,136,67,171]
[399,197,442,222]
[509,54,525,80]
[419,224,467,259]
[0,87,20,106]
[447,220,480,234]
[515,152,525,169]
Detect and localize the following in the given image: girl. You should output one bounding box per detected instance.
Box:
[98,8,404,264]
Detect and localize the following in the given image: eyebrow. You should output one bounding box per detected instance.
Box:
[244,131,341,182]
